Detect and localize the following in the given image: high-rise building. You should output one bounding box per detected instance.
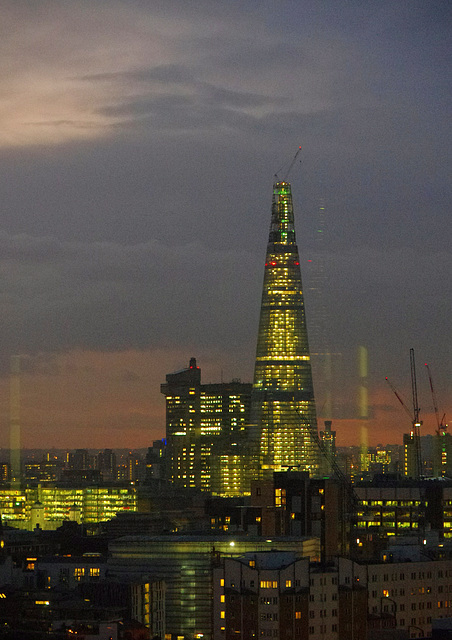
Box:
[161,358,252,493]
[250,180,319,478]
[403,431,421,478]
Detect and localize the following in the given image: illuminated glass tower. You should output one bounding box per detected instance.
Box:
[251,181,319,477]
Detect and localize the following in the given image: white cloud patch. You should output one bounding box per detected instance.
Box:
[0,0,376,146]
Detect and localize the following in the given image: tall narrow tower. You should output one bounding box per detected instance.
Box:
[251,181,319,477]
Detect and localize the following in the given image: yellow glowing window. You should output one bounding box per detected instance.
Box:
[220,579,224,587]
[74,567,85,580]
[286,580,292,588]
[295,611,302,619]
[221,595,225,602]
[220,611,225,618]
[89,568,100,577]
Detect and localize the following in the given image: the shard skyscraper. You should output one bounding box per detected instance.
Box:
[251,180,319,478]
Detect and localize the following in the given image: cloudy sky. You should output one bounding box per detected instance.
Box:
[0,0,450,449]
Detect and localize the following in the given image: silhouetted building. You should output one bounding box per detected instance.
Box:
[146,440,166,480]
[250,471,349,560]
[319,419,337,476]
[67,449,90,471]
[96,448,117,480]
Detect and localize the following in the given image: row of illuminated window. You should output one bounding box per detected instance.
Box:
[371,569,452,582]
[359,500,422,506]
[357,522,418,529]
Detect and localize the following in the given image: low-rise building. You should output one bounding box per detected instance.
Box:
[109,534,320,639]
[213,553,367,640]
[0,485,137,529]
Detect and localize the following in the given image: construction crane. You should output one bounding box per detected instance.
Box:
[274,146,302,181]
[425,362,447,436]
[425,362,448,477]
[386,348,422,479]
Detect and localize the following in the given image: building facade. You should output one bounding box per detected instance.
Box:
[367,557,452,637]
[108,534,320,640]
[250,181,319,479]
[352,478,452,560]
[250,471,349,560]
[161,358,252,494]
[212,553,367,640]
[0,485,137,528]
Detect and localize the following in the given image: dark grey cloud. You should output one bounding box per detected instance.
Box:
[0,231,261,358]
[0,0,450,441]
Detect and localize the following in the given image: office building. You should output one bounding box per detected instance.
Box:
[161,358,252,493]
[0,485,137,528]
[250,181,319,478]
[352,478,452,560]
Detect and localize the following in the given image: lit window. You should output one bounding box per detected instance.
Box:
[74,567,85,581]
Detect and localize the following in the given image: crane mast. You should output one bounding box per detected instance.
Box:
[425,362,448,477]
[425,362,447,436]
[410,348,422,480]
[386,348,422,479]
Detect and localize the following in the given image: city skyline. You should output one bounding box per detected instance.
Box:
[0,1,450,449]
